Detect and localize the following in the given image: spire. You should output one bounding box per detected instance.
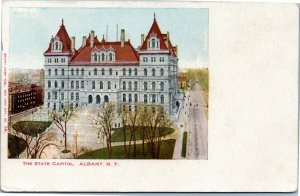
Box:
[154,12,156,21]
[102,34,105,42]
[61,18,64,27]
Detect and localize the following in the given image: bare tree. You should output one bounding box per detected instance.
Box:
[93,102,117,158]
[127,105,142,158]
[117,105,131,158]
[143,105,173,159]
[50,105,75,153]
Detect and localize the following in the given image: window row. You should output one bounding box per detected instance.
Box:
[143,68,165,76]
[122,94,164,104]
[47,58,66,64]
[142,56,165,63]
[48,92,80,101]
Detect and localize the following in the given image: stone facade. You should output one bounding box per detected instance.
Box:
[44,17,179,115]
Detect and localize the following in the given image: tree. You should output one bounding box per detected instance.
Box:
[11,121,59,159]
[117,104,131,158]
[143,105,173,159]
[93,102,117,158]
[50,105,75,153]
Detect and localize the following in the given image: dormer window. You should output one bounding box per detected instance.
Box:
[51,36,62,52]
[152,39,155,48]
[91,46,115,63]
[147,33,160,50]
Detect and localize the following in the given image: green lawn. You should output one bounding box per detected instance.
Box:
[111,126,175,142]
[8,133,27,158]
[77,139,176,159]
[12,121,52,136]
[181,132,188,158]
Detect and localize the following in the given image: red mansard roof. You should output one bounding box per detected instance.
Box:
[44,20,73,55]
[70,35,139,65]
[140,18,177,58]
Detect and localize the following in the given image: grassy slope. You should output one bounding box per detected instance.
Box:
[111,126,175,142]
[76,139,176,159]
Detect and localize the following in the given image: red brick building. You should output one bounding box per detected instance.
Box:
[178,75,187,90]
[9,83,44,114]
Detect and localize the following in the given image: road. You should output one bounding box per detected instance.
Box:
[186,82,208,160]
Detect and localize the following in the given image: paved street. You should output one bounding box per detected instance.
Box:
[186,82,208,160]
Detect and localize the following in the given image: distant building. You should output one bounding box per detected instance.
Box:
[44,16,180,115]
[9,83,44,114]
[178,75,187,91]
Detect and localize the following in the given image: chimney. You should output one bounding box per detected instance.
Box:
[82,36,87,47]
[71,37,75,53]
[90,30,95,48]
[167,31,170,49]
[141,34,144,46]
[120,29,125,47]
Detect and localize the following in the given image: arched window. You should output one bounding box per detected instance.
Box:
[71,69,74,75]
[144,82,147,90]
[71,92,74,100]
[152,82,156,90]
[102,68,105,75]
[54,81,58,88]
[123,94,126,102]
[48,81,51,88]
[160,82,164,91]
[129,94,132,102]
[55,69,58,75]
[144,69,147,76]
[123,68,126,76]
[160,68,164,76]
[62,69,65,75]
[76,81,79,89]
[108,81,111,89]
[102,53,105,61]
[129,69,132,76]
[81,68,84,76]
[71,81,74,89]
[152,38,155,48]
[109,53,112,61]
[92,81,95,89]
[76,92,79,100]
[144,94,148,103]
[134,81,138,90]
[94,53,97,61]
[152,94,156,103]
[104,95,109,102]
[81,81,84,88]
[109,69,112,75]
[76,69,79,75]
[100,81,103,89]
[55,42,58,50]
[123,81,126,90]
[161,95,164,104]
[96,95,100,104]
[134,68,138,76]
[61,92,64,100]
[128,81,132,90]
[53,103,56,110]
[94,68,97,75]
[48,92,51,100]
[134,94,138,102]
[152,68,155,76]
[54,92,57,99]
[48,69,51,75]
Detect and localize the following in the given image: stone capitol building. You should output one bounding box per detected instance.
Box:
[44,15,180,116]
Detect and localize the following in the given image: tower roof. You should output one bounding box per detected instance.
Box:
[44,19,73,54]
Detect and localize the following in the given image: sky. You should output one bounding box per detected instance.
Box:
[9,7,208,70]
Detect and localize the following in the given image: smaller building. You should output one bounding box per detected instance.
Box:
[9,83,44,114]
[178,75,187,91]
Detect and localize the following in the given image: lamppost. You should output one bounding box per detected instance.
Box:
[73,130,79,157]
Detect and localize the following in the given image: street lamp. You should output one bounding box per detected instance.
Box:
[73,130,79,157]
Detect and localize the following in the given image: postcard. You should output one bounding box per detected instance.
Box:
[1,0,298,192]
